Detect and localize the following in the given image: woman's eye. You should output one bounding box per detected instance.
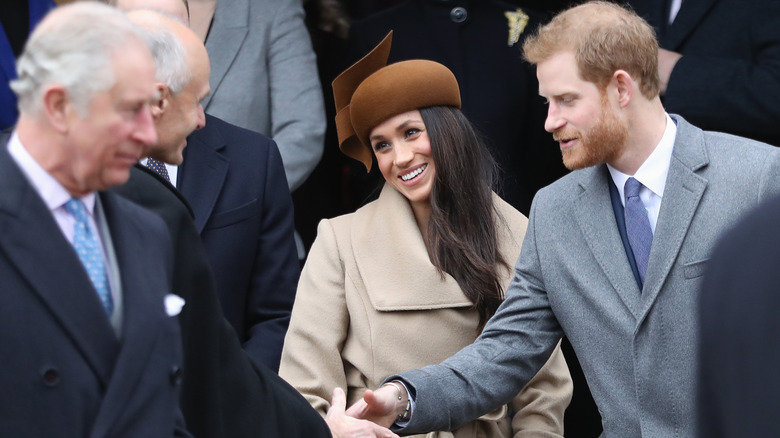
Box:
[405,128,421,137]
[372,142,389,152]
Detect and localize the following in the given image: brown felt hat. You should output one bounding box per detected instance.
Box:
[332,31,461,171]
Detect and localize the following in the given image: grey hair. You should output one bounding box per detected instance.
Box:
[133,19,192,94]
[10,2,149,116]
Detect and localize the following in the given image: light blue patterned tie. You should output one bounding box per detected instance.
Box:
[624,177,653,288]
[65,198,113,316]
[146,158,170,182]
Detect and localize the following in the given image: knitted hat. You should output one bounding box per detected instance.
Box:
[332,31,461,171]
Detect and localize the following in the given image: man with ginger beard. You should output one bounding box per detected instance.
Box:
[347,2,780,437]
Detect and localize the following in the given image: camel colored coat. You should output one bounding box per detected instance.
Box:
[280,184,572,437]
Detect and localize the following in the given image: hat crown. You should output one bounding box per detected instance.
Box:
[332,31,461,171]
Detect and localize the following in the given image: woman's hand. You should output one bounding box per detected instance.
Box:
[326,387,400,438]
[345,384,406,428]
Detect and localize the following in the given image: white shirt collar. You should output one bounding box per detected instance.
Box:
[7,131,96,214]
[607,113,677,204]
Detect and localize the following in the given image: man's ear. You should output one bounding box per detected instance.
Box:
[612,70,633,108]
[150,82,170,118]
[41,84,71,133]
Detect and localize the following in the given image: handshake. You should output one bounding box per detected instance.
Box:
[325,384,409,438]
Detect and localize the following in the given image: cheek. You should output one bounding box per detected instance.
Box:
[375,153,394,181]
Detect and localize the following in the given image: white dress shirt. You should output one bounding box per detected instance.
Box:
[607,113,677,234]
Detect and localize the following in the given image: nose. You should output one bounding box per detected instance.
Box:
[544,103,565,133]
[133,106,158,145]
[195,103,206,130]
[393,143,414,167]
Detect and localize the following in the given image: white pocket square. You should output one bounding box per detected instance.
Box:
[164,294,185,316]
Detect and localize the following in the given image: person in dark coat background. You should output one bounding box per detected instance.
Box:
[628,0,780,146]
[699,193,780,437]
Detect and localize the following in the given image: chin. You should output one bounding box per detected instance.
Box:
[100,170,132,191]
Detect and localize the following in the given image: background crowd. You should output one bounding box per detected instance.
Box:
[1,0,779,437]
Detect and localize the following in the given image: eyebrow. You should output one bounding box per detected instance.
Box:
[369,118,423,141]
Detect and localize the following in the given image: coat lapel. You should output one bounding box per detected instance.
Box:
[352,184,473,310]
[637,116,708,323]
[178,117,229,233]
[573,166,643,318]
[202,0,248,110]
[0,147,119,387]
[662,0,720,49]
[89,193,170,436]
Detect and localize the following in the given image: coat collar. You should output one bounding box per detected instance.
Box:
[350,184,522,311]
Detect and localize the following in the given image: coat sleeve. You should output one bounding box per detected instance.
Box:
[279,218,350,415]
[510,340,571,438]
[265,0,326,190]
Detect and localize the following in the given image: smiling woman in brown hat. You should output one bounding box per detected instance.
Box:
[279,32,572,438]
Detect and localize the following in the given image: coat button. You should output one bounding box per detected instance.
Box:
[42,368,59,386]
[169,366,183,386]
[450,6,467,23]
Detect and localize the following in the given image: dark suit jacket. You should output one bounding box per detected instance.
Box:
[630,0,780,146]
[348,0,568,215]
[113,165,331,438]
[0,145,188,437]
[178,114,300,371]
[698,193,780,437]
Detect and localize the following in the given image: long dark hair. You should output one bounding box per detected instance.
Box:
[420,106,509,330]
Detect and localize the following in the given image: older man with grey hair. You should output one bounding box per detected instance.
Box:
[129,8,209,175]
[0,2,191,437]
[108,0,302,375]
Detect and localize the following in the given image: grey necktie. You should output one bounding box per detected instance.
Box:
[624,177,653,288]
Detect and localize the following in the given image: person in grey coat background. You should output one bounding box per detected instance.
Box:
[195,0,326,192]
